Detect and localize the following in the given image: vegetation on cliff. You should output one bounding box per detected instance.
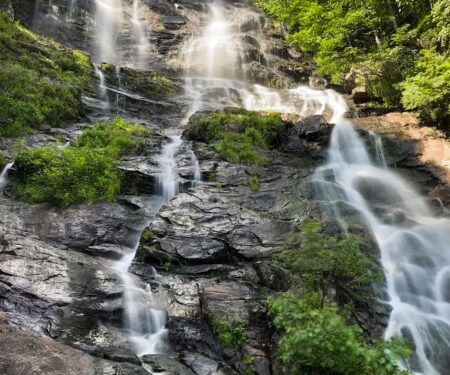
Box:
[14,118,151,206]
[269,220,411,374]
[184,108,285,166]
[256,0,450,130]
[0,12,91,137]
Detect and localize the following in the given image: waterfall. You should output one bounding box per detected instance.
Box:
[131,0,149,69]
[312,90,450,375]
[0,162,14,193]
[114,136,183,356]
[93,0,123,64]
[182,6,450,371]
[158,136,182,203]
[190,150,202,186]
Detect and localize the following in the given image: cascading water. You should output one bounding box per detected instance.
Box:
[0,162,14,194]
[312,91,450,375]
[114,136,183,357]
[131,0,150,69]
[182,5,450,372]
[93,0,122,64]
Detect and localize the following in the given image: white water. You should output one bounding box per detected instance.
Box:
[114,136,183,357]
[94,0,123,64]
[182,5,450,372]
[190,150,202,186]
[0,162,14,193]
[131,0,150,69]
[311,91,450,375]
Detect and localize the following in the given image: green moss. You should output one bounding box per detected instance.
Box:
[247,175,260,192]
[210,319,248,350]
[140,228,155,246]
[116,68,177,98]
[0,154,6,170]
[14,118,150,207]
[185,109,285,166]
[0,12,92,137]
[76,117,151,156]
[100,62,115,73]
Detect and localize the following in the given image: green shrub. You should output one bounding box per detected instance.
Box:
[268,292,411,375]
[247,175,260,192]
[282,220,378,304]
[14,119,149,207]
[14,147,121,206]
[76,118,151,156]
[400,50,450,128]
[0,12,92,136]
[185,109,285,166]
[211,319,248,350]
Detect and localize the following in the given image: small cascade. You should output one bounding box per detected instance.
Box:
[158,136,182,203]
[0,162,14,193]
[93,0,123,64]
[114,250,168,356]
[368,130,388,167]
[68,0,77,19]
[93,65,109,109]
[114,136,183,357]
[190,149,202,186]
[131,0,150,69]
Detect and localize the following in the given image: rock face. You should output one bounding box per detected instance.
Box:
[132,131,321,374]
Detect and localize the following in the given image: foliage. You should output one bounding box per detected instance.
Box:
[282,220,379,303]
[0,12,91,136]
[255,0,450,130]
[211,319,248,350]
[247,175,260,192]
[14,147,120,206]
[185,109,285,165]
[400,50,450,126]
[76,117,151,156]
[268,291,411,375]
[14,119,149,207]
[140,228,155,247]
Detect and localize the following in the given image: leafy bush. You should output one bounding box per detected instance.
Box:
[76,117,151,156]
[185,109,285,166]
[400,50,450,127]
[0,12,91,136]
[210,319,248,350]
[282,220,379,304]
[15,148,120,206]
[268,292,411,375]
[14,119,149,207]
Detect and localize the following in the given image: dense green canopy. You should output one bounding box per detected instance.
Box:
[256,0,450,130]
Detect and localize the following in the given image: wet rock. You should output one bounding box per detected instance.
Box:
[254,260,290,291]
[281,115,333,154]
[0,313,149,375]
[352,86,370,104]
[141,354,195,374]
[326,83,349,94]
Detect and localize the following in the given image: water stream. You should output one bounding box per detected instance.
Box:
[0,162,14,194]
[312,91,450,375]
[27,0,450,373]
[113,136,183,357]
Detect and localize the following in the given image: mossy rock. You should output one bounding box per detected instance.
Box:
[183,108,287,166]
[0,12,93,137]
[100,64,178,98]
